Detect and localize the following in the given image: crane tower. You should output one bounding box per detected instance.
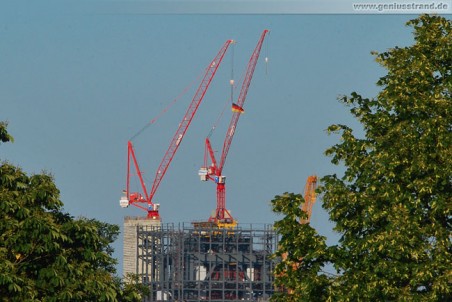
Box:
[198,30,269,228]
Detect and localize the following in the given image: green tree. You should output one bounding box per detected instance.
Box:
[0,122,13,143]
[0,123,147,301]
[272,15,451,301]
[271,193,332,301]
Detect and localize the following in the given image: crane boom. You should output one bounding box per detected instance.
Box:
[122,39,234,219]
[200,30,269,227]
[149,39,234,202]
[219,29,269,171]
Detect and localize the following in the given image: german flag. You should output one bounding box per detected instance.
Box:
[231,103,244,113]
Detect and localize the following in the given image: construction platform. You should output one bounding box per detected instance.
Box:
[124,219,278,302]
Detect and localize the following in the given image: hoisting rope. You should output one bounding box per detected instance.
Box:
[229,44,235,104]
[207,98,229,139]
[207,34,269,139]
[129,67,205,141]
[207,42,242,139]
[265,31,270,75]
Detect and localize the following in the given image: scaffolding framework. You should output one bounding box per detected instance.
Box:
[135,223,278,302]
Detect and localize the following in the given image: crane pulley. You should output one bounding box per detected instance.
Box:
[199,30,269,228]
[120,39,234,220]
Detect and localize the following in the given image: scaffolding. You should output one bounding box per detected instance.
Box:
[135,223,278,302]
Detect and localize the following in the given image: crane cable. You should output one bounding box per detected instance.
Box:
[129,66,206,141]
[207,97,229,139]
[230,43,235,104]
[264,31,270,75]
[207,42,239,139]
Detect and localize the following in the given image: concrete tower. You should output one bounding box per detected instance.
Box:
[123,216,161,277]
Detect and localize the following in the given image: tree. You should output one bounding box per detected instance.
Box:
[0,123,147,301]
[271,193,332,301]
[0,121,13,143]
[272,15,451,301]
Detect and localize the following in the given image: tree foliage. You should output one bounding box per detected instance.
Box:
[272,15,451,301]
[271,193,332,301]
[0,122,13,144]
[0,123,147,301]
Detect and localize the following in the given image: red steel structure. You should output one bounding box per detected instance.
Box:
[121,39,234,220]
[199,30,269,227]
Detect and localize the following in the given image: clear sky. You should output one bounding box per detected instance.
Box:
[1,1,449,275]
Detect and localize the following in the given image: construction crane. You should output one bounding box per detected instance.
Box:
[198,30,269,228]
[279,175,318,295]
[120,39,234,220]
[301,175,318,224]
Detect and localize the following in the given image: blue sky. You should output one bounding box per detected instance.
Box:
[2,1,448,275]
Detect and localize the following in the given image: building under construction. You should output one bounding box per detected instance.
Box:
[121,31,283,301]
[124,218,278,302]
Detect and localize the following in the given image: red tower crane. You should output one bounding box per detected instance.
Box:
[198,30,269,228]
[120,39,234,220]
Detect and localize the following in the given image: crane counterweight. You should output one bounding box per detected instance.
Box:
[119,194,129,208]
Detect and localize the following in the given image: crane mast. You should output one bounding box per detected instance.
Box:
[121,39,234,220]
[199,30,269,228]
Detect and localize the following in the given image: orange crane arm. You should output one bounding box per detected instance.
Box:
[279,175,318,294]
[301,175,318,224]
